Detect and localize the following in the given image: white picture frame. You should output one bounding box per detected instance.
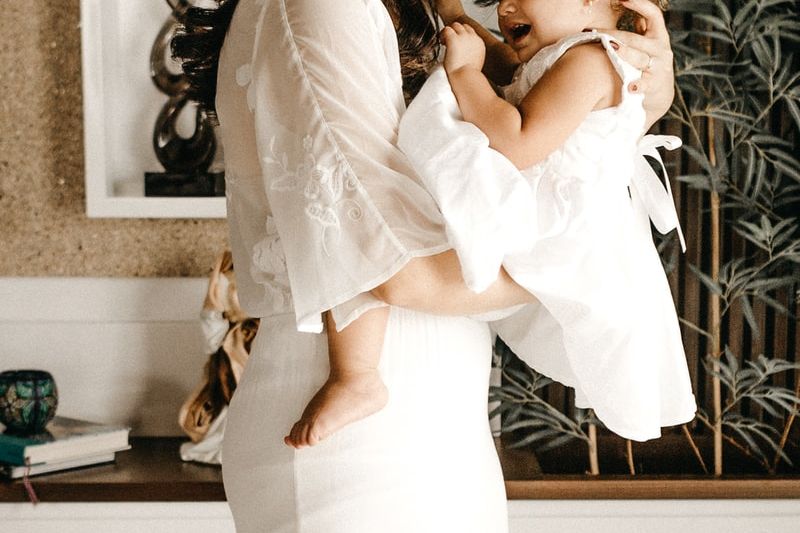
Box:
[80,0,226,219]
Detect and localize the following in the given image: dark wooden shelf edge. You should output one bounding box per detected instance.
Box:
[505,478,800,500]
[0,482,226,503]
[2,437,799,503]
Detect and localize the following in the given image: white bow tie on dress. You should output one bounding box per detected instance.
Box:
[630,134,687,252]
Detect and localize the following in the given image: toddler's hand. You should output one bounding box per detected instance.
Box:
[441,22,485,74]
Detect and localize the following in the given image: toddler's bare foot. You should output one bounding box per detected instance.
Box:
[284,371,388,448]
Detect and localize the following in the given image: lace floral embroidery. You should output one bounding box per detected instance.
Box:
[263,135,364,256]
[250,216,291,311]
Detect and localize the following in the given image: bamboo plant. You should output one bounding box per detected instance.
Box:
[669,0,800,475]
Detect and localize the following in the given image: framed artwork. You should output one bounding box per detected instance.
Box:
[81,0,226,218]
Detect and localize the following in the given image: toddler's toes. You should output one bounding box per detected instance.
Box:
[301,424,315,447]
[285,421,301,448]
[297,422,313,448]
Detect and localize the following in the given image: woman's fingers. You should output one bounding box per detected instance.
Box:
[600,0,676,127]
[627,73,649,94]
[603,30,664,58]
[620,0,670,41]
[613,42,653,71]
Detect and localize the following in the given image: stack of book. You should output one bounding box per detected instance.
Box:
[0,416,131,479]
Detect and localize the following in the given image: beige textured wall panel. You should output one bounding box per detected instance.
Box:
[0,1,229,277]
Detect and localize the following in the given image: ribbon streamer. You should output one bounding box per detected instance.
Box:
[630,134,686,252]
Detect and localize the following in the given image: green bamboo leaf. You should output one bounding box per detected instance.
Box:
[488,401,517,420]
[742,143,756,195]
[677,173,713,191]
[764,147,800,170]
[679,317,714,340]
[714,0,732,22]
[733,0,761,28]
[773,160,800,184]
[753,293,791,316]
[688,263,724,295]
[734,220,771,250]
[682,144,720,178]
[740,296,760,338]
[748,395,783,417]
[502,419,551,433]
[750,133,793,147]
[784,97,800,131]
[750,355,800,375]
[508,428,564,449]
[725,422,770,464]
[536,433,581,452]
[747,277,797,292]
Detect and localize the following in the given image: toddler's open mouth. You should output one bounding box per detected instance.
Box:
[509,23,532,44]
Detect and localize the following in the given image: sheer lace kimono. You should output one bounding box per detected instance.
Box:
[218,0,452,333]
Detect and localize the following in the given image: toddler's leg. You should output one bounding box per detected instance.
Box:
[284,306,390,448]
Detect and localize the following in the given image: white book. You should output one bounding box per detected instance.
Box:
[0,416,131,466]
[1,449,126,479]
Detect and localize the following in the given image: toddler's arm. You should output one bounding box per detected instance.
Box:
[436,0,520,85]
[442,25,620,169]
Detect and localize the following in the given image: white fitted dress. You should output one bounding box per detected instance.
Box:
[399,32,698,441]
[216,0,508,531]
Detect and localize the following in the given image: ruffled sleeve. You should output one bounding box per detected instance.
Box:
[398,67,538,293]
[249,0,450,333]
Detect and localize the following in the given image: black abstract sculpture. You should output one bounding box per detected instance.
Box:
[145,0,224,197]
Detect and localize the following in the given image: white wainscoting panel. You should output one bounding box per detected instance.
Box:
[508,499,800,533]
[2,500,799,532]
[1,502,235,533]
[0,277,210,436]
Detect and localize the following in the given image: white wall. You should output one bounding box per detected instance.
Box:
[0,277,210,436]
[463,2,500,32]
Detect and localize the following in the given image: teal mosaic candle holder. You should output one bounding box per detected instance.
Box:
[0,370,58,435]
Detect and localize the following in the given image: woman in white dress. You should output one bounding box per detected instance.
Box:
[173,0,677,531]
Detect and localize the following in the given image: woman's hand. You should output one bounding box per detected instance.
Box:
[441,22,486,75]
[604,0,675,129]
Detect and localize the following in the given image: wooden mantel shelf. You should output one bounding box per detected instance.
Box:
[1,437,799,503]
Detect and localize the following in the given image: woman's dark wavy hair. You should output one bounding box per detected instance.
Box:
[172,0,441,121]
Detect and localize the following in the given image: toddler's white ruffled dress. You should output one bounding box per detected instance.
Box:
[399,31,698,441]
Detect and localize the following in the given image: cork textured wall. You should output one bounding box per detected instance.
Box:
[0,1,229,277]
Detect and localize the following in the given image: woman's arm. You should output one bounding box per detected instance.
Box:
[436,0,520,85]
[371,250,535,314]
